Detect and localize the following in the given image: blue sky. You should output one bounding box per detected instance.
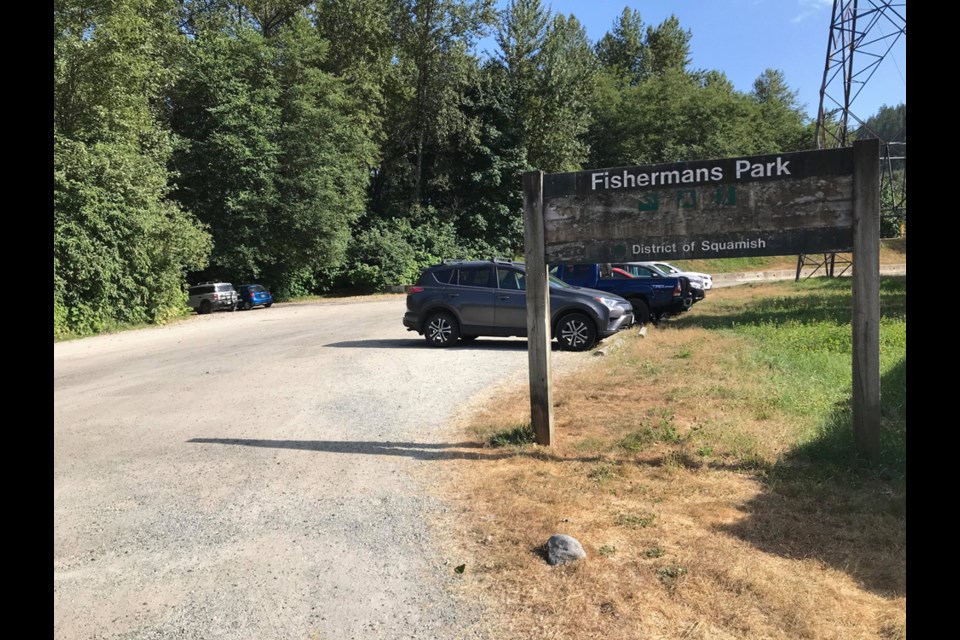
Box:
[475,0,907,122]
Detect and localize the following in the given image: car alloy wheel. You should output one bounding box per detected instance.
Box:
[557,313,596,351]
[425,311,459,347]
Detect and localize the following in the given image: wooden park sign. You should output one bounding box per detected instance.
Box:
[523,139,881,461]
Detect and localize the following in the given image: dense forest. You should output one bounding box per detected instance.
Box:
[53,0,901,337]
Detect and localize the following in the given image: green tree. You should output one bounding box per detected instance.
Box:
[855,102,906,143]
[311,0,401,157]
[595,7,645,85]
[494,0,594,171]
[856,103,906,237]
[170,9,376,296]
[644,15,691,76]
[54,0,211,337]
[750,68,812,151]
[371,0,494,215]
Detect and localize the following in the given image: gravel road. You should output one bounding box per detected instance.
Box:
[54,298,588,640]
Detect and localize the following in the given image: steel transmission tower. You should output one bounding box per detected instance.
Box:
[797,0,906,281]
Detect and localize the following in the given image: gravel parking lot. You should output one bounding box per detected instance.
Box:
[54,298,588,640]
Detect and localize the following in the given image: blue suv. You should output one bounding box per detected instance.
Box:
[237,284,274,310]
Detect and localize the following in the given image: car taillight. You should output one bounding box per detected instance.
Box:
[213,293,219,300]
[673,284,681,296]
[408,286,424,293]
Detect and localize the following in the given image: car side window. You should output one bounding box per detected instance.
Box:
[497,268,525,291]
[457,266,494,288]
[569,264,593,280]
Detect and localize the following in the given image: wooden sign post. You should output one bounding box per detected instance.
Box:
[852,138,881,461]
[523,140,881,460]
[523,170,554,446]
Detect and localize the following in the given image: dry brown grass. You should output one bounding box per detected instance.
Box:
[424,284,905,640]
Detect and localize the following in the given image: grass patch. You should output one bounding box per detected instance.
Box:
[656,565,688,587]
[54,311,195,342]
[588,462,623,485]
[437,276,906,640]
[487,424,536,448]
[615,512,656,528]
[572,436,607,453]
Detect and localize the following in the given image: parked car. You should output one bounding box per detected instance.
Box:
[637,261,713,290]
[188,282,238,314]
[402,259,634,351]
[550,263,694,325]
[236,284,274,310]
[611,262,706,302]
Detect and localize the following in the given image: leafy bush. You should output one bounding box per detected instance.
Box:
[340,215,470,291]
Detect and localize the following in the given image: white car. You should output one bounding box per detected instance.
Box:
[638,261,712,290]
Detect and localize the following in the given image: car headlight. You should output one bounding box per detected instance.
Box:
[594,296,622,310]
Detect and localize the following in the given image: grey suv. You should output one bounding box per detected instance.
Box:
[402,259,634,351]
[188,282,239,314]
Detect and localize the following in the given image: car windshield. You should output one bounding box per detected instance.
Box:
[656,263,680,274]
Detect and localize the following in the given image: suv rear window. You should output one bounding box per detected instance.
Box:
[430,268,453,285]
[216,284,235,292]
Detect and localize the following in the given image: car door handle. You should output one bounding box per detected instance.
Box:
[445,293,459,298]
[497,295,511,300]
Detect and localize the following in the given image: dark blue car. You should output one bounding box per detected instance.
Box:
[237,284,274,310]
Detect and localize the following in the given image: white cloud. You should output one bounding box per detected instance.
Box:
[793,0,833,23]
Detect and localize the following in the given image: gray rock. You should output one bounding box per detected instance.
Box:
[545,534,586,566]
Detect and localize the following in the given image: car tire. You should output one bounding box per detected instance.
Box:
[200,300,212,315]
[244,301,253,311]
[630,298,650,325]
[264,303,272,308]
[556,313,597,351]
[228,303,236,312]
[424,311,460,347]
